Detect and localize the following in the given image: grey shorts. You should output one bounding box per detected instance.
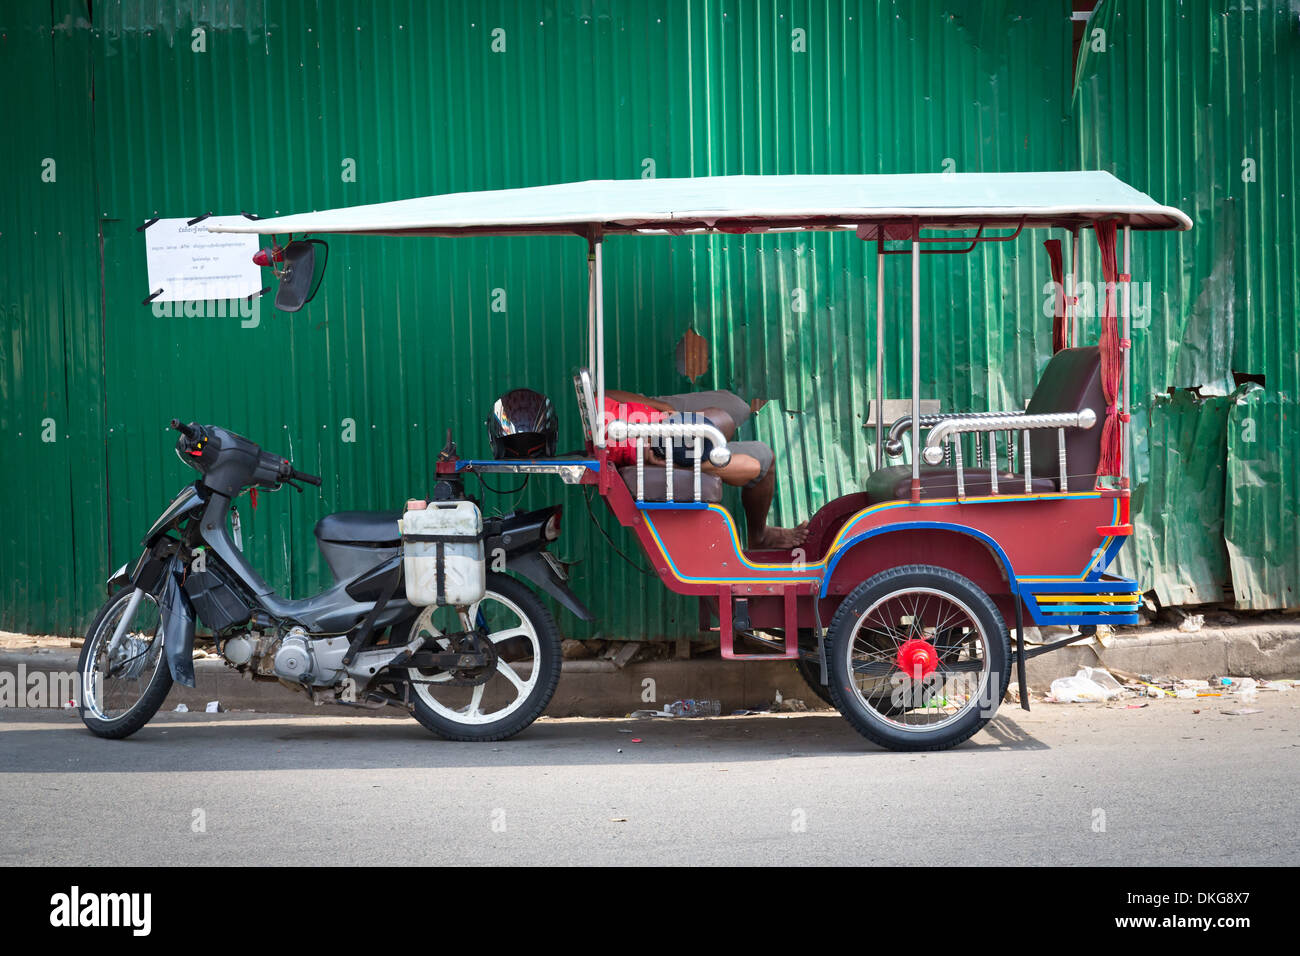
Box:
[654,389,753,429]
[727,440,774,488]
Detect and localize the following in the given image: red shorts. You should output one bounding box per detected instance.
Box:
[603,398,663,467]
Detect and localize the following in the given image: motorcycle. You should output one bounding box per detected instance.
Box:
[78,418,590,741]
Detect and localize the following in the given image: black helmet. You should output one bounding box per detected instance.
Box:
[487,388,558,459]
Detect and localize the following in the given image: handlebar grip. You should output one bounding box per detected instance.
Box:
[170,419,197,439]
[294,469,323,487]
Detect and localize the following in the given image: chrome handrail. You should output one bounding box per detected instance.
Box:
[884,410,1023,459]
[614,419,730,504]
[607,419,731,468]
[920,409,1095,466]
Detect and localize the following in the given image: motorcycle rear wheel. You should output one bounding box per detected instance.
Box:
[406,573,562,742]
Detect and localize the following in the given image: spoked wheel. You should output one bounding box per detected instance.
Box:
[78,587,174,739]
[826,565,1010,751]
[406,573,562,742]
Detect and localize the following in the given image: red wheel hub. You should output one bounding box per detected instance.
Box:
[896,637,939,679]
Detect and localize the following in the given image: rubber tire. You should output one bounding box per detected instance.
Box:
[826,565,1010,752]
[77,588,174,740]
[408,573,562,742]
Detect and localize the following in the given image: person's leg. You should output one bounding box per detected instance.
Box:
[708,440,807,549]
[706,451,761,484]
[742,466,778,545]
[691,406,735,439]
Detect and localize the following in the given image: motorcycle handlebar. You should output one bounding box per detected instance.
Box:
[170,419,197,439]
[273,455,322,487]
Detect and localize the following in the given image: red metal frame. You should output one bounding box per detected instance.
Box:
[545,440,1134,660]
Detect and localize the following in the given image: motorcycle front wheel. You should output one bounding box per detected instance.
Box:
[78,587,174,739]
[405,573,562,742]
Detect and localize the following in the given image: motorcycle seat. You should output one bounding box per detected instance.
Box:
[314,510,403,545]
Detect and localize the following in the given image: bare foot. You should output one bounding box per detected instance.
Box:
[752,522,809,550]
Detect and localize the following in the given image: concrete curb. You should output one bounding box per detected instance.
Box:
[3,621,1296,717]
[1021,622,1300,691]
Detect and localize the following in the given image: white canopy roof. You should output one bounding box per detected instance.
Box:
[208,171,1191,238]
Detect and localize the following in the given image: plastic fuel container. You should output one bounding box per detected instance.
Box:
[401,500,486,607]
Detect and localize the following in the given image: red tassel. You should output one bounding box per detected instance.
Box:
[1094,220,1122,477]
[1043,238,1066,352]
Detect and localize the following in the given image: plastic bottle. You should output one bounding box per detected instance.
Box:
[667,698,721,717]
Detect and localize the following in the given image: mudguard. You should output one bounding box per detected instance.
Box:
[157,554,197,687]
[507,550,594,621]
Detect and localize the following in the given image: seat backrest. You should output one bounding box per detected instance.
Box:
[1025,346,1104,490]
[572,368,597,449]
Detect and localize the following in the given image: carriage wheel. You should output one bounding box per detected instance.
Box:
[826,565,1010,751]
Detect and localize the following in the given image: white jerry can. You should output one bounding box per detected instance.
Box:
[401,500,486,607]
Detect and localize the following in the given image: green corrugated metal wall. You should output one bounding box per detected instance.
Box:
[0,2,107,632]
[1,0,1295,636]
[1078,0,1299,609]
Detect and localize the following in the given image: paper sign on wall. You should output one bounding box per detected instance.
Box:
[144,216,261,303]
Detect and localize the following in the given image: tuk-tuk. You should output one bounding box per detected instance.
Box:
[213,172,1191,750]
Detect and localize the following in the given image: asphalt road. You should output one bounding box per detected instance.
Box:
[2,697,1296,866]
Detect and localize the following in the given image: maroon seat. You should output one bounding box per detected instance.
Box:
[619,465,723,503]
[864,465,1058,502]
[1024,346,1104,491]
[864,346,1104,503]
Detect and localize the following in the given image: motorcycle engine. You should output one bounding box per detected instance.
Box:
[272,627,348,686]
[273,628,314,682]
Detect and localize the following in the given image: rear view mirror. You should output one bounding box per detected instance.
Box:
[274,239,329,312]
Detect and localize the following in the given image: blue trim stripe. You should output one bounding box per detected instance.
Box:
[641,512,815,585]
[1023,578,1139,594]
[455,458,600,471]
[1021,580,1143,626]
[820,521,1019,598]
[1037,604,1140,614]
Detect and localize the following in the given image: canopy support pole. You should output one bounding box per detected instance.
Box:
[1069,226,1080,347]
[592,229,606,448]
[1121,224,1131,488]
[910,219,921,503]
[587,233,597,381]
[875,234,885,468]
